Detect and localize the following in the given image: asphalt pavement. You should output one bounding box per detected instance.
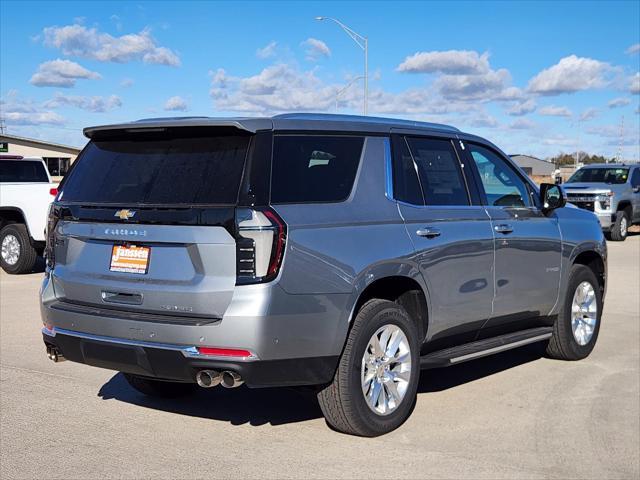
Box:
[1,235,638,479]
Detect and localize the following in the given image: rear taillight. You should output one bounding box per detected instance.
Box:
[49,188,58,197]
[45,205,60,269]
[235,207,286,284]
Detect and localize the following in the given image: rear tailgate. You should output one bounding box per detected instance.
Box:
[52,217,236,320]
[48,128,253,322]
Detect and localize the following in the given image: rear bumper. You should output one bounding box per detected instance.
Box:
[40,273,348,387]
[42,328,338,387]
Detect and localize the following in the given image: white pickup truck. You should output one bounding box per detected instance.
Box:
[0,155,57,274]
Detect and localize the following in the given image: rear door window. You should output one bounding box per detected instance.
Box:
[405,137,470,206]
[0,160,49,182]
[60,134,250,205]
[271,135,364,203]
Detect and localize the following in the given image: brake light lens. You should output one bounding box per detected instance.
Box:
[49,188,58,197]
[45,204,60,269]
[196,346,254,358]
[235,207,287,284]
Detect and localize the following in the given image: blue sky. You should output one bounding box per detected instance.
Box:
[1,0,639,160]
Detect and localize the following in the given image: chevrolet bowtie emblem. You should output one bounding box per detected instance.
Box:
[114,209,136,220]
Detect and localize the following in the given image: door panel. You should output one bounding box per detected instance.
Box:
[399,205,495,345]
[464,142,562,337]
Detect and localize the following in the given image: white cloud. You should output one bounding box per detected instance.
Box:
[626,43,640,55]
[44,92,122,112]
[608,97,631,108]
[256,41,277,59]
[301,38,331,61]
[209,63,478,117]
[164,96,188,111]
[434,68,514,101]
[509,118,537,130]
[528,55,614,95]
[469,114,499,128]
[397,50,490,74]
[539,105,573,117]
[120,78,134,88]
[1,111,64,125]
[630,73,640,94]
[0,91,65,125]
[30,59,101,87]
[507,99,536,116]
[580,108,598,121]
[42,24,180,66]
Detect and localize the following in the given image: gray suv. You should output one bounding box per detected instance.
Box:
[41,114,607,436]
[563,163,640,241]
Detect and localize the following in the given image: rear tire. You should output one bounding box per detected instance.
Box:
[609,210,629,241]
[0,224,37,274]
[123,373,197,398]
[546,265,602,361]
[317,299,420,437]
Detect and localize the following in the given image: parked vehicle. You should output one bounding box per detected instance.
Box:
[563,163,640,241]
[0,155,57,273]
[41,114,607,436]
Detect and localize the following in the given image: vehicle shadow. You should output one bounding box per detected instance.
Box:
[98,342,547,428]
[418,342,547,393]
[98,373,324,427]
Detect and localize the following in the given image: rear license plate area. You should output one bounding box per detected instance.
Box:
[110,244,150,274]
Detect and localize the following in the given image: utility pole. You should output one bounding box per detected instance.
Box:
[615,116,624,163]
[0,118,6,135]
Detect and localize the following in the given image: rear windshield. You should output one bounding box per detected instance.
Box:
[271,135,364,203]
[0,160,49,182]
[60,134,250,205]
[567,167,629,184]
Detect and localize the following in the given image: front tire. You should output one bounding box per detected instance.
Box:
[546,265,602,360]
[123,373,197,398]
[0,224,37,274]
[608,210,629,241]
[317,299,420,437]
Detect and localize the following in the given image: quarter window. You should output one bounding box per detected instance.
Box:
[469,144,530,208]
[271,135,364,204]
[405,137,469,206]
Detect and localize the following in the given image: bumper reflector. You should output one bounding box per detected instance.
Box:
[196,346,253,358]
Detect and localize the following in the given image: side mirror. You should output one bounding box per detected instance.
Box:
[540,183,566,213]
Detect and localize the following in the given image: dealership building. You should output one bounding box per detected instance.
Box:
[0,133,82,181]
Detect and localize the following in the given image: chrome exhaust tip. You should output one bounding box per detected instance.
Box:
[220,371,243,389]
[195,370,221,388]
[46,345,65,363]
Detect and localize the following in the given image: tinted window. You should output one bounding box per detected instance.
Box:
[567,167,630,184]
[60,134,250,205]
[0,160,49,182]
[405,137,469,206]
[392,136,423,205]
[271,135,364,203]
[631,168,640,187]
[469,145,530,208]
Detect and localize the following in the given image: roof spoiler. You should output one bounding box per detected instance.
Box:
[83,117,272,139]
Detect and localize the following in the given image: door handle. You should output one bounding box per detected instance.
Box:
[494,224,514,234]
[416,227,441,238]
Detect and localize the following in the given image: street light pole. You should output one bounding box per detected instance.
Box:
[315,16,368,115]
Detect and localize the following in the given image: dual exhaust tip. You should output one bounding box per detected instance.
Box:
[46,345,65,363]
[196,370,243,389]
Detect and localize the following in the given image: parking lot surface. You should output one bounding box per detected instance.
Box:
[1,236,638,479]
